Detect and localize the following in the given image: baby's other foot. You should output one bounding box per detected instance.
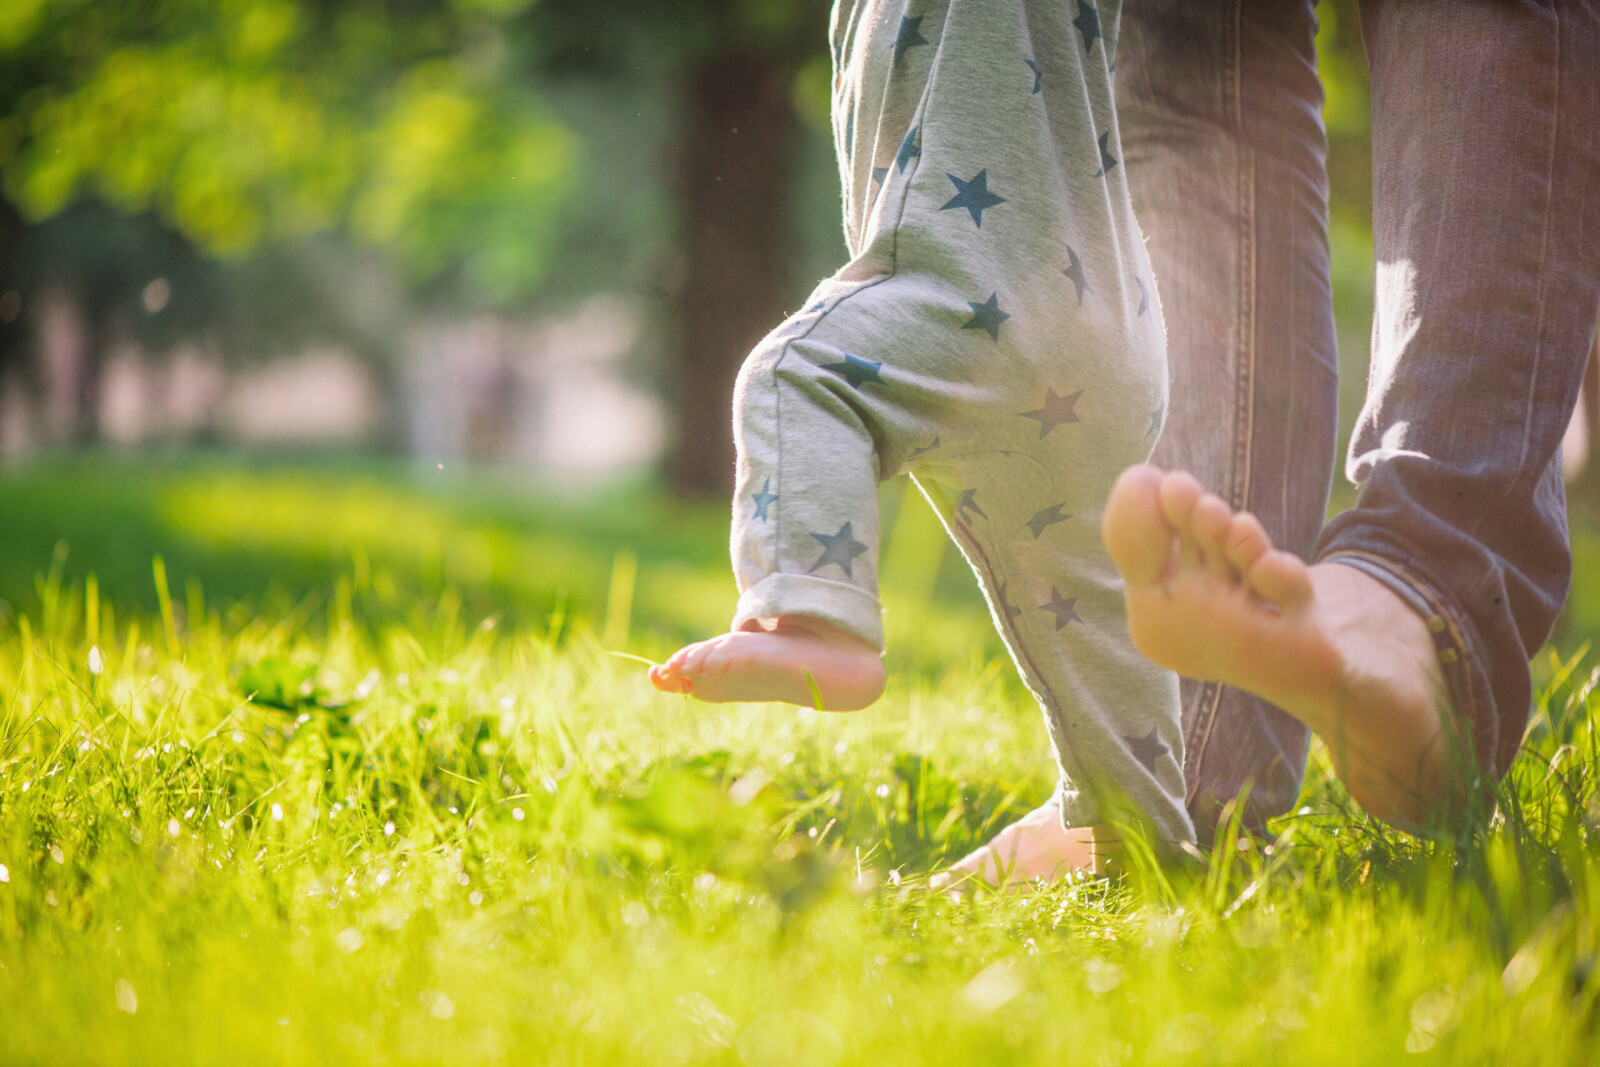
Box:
[928,798,1111,892]
[648,616,885,710]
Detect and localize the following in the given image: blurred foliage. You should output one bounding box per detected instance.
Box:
[0,0,577,309]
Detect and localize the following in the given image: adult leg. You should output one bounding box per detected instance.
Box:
[1105,0,1600,826]
[1117,0,1338,841]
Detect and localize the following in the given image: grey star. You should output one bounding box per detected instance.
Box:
[1062,246,1090,306]
[1092,130,1119,178]
[1124,725,1171,775]
[1040,586,1082,631]
[956,488,987,523]
[822,353,885,389]
[1024,58,1042,94]
[894,15,929,65]
[940,169,1007,227]
[750,477,778,522]
[1026,504,1071,538]
[808,522,869,578]
[896,125,921,173]
[1136,276,1150,317]
[1073,0,1101,52]
[1020,388,1082,438]
[1146,402,1165,439]
[908,436,940,460]
[961,292,1010,341]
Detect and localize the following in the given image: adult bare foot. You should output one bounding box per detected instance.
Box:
[648,615,886,710]
[1102,464,1457,827]
[927,799,1114,892]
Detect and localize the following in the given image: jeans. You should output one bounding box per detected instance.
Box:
[1117,0,1600,841]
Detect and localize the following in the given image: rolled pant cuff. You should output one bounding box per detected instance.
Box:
[733,573,886,651]
[1317,547,1499,783]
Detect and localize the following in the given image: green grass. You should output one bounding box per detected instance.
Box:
[2,455,1599,1064]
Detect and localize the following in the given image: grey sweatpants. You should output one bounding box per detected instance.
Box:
[730,0,1194,842]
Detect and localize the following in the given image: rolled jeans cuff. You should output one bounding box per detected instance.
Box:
[732,573,886,652]
[1316,547,1499,785]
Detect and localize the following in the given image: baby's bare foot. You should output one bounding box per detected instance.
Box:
[648,615,885,710]
[928,799,1113,892]
[1102,464,1455,826]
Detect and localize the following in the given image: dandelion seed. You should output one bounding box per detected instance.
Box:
[456,872,470,886]
[541,777,557,794]
[469,890,483,906]
[694,872,717,892]
[115,978,138,1014]
[167,819,180,838]
[49,844,64,864]
[498,694,516,710]
[875,783,890,799]
[162,743,171,753]
[512,807,524,821]
[87,645,104,676]
[271,803,284,822]
[0,864,9,883]
[232,732,245,744]
[384,821,396,837]
[44,890,57,906]
[834,741,848,756]
[448,806,458,815]
[335,927,364,953]
[130,827,142,845]
[184,807,195,820]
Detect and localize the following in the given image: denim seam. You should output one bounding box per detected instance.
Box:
[1320,548,1490,773]
[1184,0,1252,802]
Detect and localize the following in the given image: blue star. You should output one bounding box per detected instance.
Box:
[1040,586,1082,630]
[809,522,870,578]
[956,488,987,523]
[940,169,1007,227]
[871,165,889,190]
[961,292,1010,341]
[894,16,929,65]
[1092,131,1119,178]
[1146,402,1165,438]
[1062,246,1090,306]
[1073,0,1101,52]
[808,301,826,312]
[1024,58,1042,94]
[1026,504,1071,538]
[1136,276,1150,317]
[1124,726,1171,775]
[895,125,921,174]
[822,353,885,389]
[750,477,778,522]
[1020,388,1082,438]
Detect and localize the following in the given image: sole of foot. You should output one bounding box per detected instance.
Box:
[1102,463,1452,825]
[927,799,1110,894]
[648,615,886,710]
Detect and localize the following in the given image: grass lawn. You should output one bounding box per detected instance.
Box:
[1,455,1598,1064]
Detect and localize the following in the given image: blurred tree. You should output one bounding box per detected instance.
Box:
[530,0,830,495]
[0,0,579,439]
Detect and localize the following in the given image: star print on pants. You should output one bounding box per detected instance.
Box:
[822,353,885,389]
[896,126,921,173]
[809,522,869,578]
[1024,58,1042,94]
[996,583,1023,621]
[1062,246,1091,306]
[1040,586,1082,630]
[1026,504,1071,538]
[1020,388,1082,438]
[908,435,940,460]
[871,166,889,190]
[1073,0,1101,52]
[940,170,1007,227]
[962,292,1010,341]
[1124,726,1170,774]
[1092,131,1119,178]
[1146,403,1165,439]
[750,477,778,521]
[956,488,987,523]
[894,16,929,65]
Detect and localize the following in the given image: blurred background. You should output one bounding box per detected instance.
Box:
[2,0,1598,661]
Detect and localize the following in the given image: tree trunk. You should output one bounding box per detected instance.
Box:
[668,50,800,496]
